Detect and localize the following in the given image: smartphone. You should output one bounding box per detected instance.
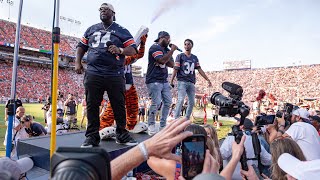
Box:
[182,135,206,180]
[255,114,276,126]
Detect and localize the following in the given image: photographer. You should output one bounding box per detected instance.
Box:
[64,94,77,127]
[3,106,29,158]
[22,115,47,137]
[220,118,271,180]
[274,108,320,160]
[4,97,23,125]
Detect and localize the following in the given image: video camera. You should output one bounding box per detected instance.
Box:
[51,147,111,180]
[210,82,250,171]
[275,103,298,122]
[210,82,250,121]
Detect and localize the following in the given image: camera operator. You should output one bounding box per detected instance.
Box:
[273,108,320,160]
[220,118,271,180]
[4,97,23,125]
[3,106,29,158]
[22,115,47,137]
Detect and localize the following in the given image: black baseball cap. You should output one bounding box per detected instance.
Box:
[154,31,170,42]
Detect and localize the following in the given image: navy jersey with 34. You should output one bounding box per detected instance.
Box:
[78,22,137,77]
[146,43,173,84]
[174,53,200,84]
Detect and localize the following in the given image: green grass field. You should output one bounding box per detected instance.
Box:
[0,104,234,157]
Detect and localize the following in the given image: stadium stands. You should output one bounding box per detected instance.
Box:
[0,19,79,56]
[1,60,320,105]
[1,18,320,105]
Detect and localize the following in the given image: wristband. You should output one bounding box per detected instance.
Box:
[138,142,149,161]
[278,130,285,134]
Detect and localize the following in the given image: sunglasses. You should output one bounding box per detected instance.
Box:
[99,7,113,12]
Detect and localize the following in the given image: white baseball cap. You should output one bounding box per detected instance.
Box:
[0,157,34,179]
[292,108,310,119]
[278,153,320,180]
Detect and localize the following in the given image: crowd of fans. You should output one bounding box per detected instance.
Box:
[0,19,79,56]
[1,60,320,105]
[0,61,84,102]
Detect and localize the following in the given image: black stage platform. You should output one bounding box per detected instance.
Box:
[17,131,151,179]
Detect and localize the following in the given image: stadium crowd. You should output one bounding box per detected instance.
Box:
[0,19,79,56]
[197,65,320,105]
[1,60,320,106]
[0,61,84,102]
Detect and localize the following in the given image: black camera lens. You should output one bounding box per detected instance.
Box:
[210,92,229,107]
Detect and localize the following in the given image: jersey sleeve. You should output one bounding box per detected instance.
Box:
[77,26,91,52]
[195,55,201,69]
[120,28,137,49]
[174,54,181,70]
[149,45,164,62]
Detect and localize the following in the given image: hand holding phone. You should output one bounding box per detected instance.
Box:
[182,135,206,180]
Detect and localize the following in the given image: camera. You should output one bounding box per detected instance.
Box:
[275,103,298,121]
[210,82,250,119]
[255,114,275,126]
[51,147,111,180]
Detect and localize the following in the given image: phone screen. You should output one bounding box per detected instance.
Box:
[182,135,206,180]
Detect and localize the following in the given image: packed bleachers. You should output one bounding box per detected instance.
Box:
[1,59,320,105]
[0,19,79,56]
[196,65,320,104]
[0,61,84,102]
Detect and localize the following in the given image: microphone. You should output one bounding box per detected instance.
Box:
[106,41,120,60]
[169,44,182,52]
[222,82,243,96]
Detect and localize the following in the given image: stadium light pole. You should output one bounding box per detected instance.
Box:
[5,0,23,157]
[50,0,60,158]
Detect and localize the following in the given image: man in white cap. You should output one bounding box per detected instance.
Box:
[277,108,320,160]
[75,2,138,147]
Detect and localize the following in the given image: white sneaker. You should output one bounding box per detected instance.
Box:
[129,122,148,134]
[147,124,157,136]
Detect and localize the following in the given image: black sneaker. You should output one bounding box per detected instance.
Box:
[81,136,100,148]
[116,130,138,146]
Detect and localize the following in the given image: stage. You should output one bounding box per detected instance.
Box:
[17,131,151,180]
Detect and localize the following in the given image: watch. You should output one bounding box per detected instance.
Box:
[119,47,124,54]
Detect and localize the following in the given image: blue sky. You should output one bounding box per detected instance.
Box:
[0,0,319,72]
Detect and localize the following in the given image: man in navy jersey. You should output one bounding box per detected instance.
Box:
[75,3,138,147]
[146,31,178,135]
[170,39,212,120]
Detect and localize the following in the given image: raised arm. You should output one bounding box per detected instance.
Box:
[125,35,147,65]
